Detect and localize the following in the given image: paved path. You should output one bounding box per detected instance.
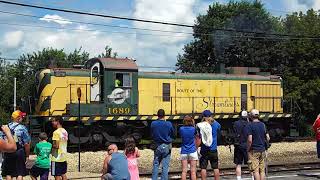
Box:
[220,170,320,180]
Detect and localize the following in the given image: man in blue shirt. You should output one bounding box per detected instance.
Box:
[151,109,174,180]
[247,109,270,180]
[233,110,249,180]
[198,110,221,180]
[101,144,130,180]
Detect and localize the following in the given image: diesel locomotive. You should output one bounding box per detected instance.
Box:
[29,57,296,149]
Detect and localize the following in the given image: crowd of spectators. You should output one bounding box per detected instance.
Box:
[5,108,312,180]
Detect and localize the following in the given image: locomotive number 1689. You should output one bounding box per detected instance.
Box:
[108,107,131,114]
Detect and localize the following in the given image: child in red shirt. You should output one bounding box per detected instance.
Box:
[312,114,320,158]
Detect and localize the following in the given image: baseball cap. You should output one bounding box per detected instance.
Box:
[241,111,248,117]
[251,109,259,116]
[202,110,212,117]
[11,110,26,119]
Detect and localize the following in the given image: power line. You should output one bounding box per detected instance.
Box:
[2,21,320,41]
[3,21,320,41]
[0,22,193,37]
[3,10,320,40]
[0,57,177,69]
[0,57,17,61]
[1,0,319,39]
[0,0,194,27]
[0,10,194,35]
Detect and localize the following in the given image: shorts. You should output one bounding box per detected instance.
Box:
[248,151,266,173]
[102,173,113,180]
[51,161,67,176]
[317,141,320,158]
[180,151,198,161]
[30,166,49,180]
[234,146,248,165]
[2,148,27,177]
[199,150,218,169]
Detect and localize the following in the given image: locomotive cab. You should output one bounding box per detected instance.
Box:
[85,58,139,116]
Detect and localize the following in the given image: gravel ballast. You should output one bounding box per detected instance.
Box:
[63,141,318,174]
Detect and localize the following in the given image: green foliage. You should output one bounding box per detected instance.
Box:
[177,1,281,72]
[177,1,320,123]
[98,46,118,58]
[297,115,314,137]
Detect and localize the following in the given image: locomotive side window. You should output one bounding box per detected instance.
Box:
[241,84,248,110]
[115,73,132,87]
[162,83,170,102]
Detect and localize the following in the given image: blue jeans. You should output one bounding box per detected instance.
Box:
[152,143,171,180]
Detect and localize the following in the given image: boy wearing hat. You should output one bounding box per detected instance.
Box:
[2,110,31,180]
[198,110,221,180]
[233,110,249,180]
[30,132,52,180]
[247,109,270,180]
[51,116,68,180]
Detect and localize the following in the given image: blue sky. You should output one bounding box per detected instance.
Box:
[0,0,319,69]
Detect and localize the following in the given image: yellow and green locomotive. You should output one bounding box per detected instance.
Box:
[30,57,294,148]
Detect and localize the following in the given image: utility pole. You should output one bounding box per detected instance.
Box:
[77,87,82,172]
[14,77,16,111]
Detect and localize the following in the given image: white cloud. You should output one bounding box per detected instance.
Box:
[130,0,204,68]
[0,0,213,69]
[2,31,24,49]
[282,0,320,12]
[2,29,136,62]
[39,14,72,26]
[133,0,196,43]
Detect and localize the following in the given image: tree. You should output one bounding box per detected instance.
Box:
[0,46,118,121]
[280,10,320,120]
[176,1,281,72]
[98,46,118,58]
[176,1,320,126]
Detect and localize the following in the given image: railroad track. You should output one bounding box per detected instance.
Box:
[63,161,320,179]
[66,136,315,152]
[139,161,320,179]
[282,136,314,142]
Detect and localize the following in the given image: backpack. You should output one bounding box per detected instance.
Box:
[196,121,213,147]
[233,120,247,146]
[8,122,23,149]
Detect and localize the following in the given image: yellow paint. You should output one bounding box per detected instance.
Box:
[82,117,90,121]
[141,116,148,120]
[106,117,113,120]
[138,78,283,115]
[36,69,284,118]
[36,72,91,116]
[69,117,77,121]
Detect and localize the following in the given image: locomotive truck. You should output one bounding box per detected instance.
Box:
[29,57,296,149]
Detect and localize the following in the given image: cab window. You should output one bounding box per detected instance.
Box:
[115,73,132,87]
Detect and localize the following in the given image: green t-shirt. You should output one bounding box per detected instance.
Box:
[34,141,52,169]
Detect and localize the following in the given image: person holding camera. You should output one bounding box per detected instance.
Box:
[2,110,31,180]
[247,109,270,180]
[233,111,249,180]
[0,125,18,180]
